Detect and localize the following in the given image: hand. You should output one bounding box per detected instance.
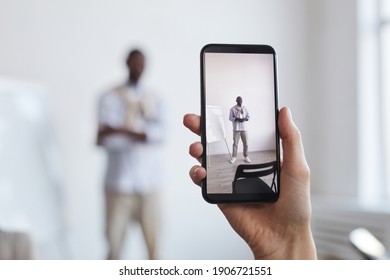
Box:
[127,130,147,142]
[98,126,147,143]
[183,107,316,260]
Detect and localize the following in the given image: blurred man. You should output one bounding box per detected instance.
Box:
[97,49,165,259]
[229,96,251,163]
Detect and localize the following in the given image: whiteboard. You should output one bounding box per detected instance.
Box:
[0,77,68,258]
[206,105,227,143]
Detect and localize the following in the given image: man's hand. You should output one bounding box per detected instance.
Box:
[98,125,147,143]
[183,107,317,260]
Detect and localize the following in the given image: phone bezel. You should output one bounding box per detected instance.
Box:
[200,44,280,204]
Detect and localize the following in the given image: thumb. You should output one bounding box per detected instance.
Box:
[278,107,310,180]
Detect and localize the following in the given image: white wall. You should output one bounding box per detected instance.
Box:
[0,0,316,259]
[304,0,358,197]
[205,53,276,155]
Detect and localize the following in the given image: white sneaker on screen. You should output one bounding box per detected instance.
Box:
[244,157,252,163]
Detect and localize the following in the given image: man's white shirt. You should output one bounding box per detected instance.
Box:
[98,84,165,194]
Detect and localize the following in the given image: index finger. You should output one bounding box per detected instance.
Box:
[183,114,202,136]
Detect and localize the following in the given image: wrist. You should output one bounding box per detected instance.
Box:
[252,228,317,260]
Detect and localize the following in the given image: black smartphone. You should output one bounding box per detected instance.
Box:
[200,44,280,203]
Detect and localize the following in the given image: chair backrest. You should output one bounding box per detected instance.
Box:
[233,161,277,181]
[349,228,390,260]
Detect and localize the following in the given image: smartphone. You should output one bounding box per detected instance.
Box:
[200,44,280,203]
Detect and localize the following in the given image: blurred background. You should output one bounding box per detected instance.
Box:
[0,0,389,259]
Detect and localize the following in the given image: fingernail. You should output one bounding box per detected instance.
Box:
[193,167,199,176]
[286,107,292,120]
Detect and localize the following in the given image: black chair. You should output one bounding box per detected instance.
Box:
[232,161,277,194]
[349,228,390,260]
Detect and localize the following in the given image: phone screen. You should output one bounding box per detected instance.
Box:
[200,44,280,203]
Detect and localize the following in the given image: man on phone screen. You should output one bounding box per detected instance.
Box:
[229,96,251,164]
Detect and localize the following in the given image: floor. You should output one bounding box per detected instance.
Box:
[206,150,277,194]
